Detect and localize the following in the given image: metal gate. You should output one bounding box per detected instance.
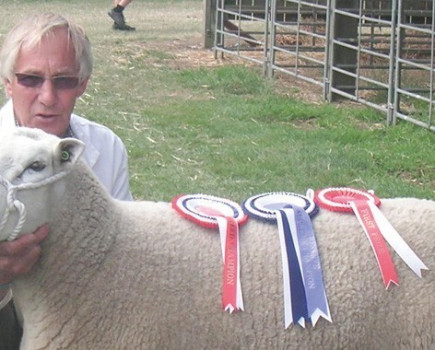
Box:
[207,0,435,131]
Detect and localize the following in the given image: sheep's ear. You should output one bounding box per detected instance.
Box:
[54,138,86,170]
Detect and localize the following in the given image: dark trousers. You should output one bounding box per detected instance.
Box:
[0,302,22,350]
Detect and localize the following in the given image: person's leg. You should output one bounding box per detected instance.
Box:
[118,0,133,7]
[108,0,135,30]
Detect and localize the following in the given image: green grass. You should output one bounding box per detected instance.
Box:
[123,81,434,201]
[0,0,433,203]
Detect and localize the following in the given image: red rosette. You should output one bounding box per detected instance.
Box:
[171,194,248,229]
[172,193,247,312]
[314,187,381,212]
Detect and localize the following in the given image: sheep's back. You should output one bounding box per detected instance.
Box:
[79,198,434,350]
[18,197,434,349]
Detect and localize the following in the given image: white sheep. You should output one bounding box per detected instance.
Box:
[0,127,433,350]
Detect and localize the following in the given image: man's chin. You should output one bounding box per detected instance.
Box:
[31,120,66,138]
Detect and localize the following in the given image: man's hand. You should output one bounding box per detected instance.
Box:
[0,226,49,287]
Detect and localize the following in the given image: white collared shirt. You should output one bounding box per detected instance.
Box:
[0,99,133,201]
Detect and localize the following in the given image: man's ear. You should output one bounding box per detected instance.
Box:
[53,138,85,171]
[3,78,12,97]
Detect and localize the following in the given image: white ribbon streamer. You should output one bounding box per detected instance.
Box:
[275,210,294,329]
[368,201,429,277]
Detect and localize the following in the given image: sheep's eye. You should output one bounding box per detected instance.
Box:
[28,161,46,172]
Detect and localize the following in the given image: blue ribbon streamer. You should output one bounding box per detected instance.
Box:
[292,206,330,325]
[278,209,309,325]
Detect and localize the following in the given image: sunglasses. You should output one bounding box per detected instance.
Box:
[15,73,80,90]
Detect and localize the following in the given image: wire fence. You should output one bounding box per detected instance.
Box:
[209,0,435,131]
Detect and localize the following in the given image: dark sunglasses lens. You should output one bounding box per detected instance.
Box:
[53,77,79,89]
[15,74,79,89]
[15,74,44,88]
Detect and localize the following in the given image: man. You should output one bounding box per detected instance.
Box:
[0,12,133,349]
[108,0,135,31]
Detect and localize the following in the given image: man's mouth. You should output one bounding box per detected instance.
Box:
[35,114,57,119]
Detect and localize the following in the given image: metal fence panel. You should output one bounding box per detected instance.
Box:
[209,0,435,131]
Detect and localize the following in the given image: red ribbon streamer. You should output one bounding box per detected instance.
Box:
[222,217,239,311]
[351,200,399,288]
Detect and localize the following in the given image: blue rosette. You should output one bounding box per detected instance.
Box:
[242,191,331,329]
[242,191,318,221]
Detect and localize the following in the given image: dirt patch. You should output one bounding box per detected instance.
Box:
[153,38,328,105]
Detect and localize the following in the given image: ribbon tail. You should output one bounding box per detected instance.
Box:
[236,274,244,311]
[384,278,399,290]
[224,304,235,313]
[350,201,399,289]
[235,218,244,311]
[310,304,333,326]
[217,217,227,262]
[278,209,309,328]
[368,202,429,277]
[296,317,306,328]
[292,206,332,326]
[276,210,293,329]
[218,217,243,313]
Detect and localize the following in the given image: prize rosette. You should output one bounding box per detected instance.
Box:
[314,187,428,288]
[243,191,319,221]
[242,191,331,329]
[172,194,248,313]
[314,187,381,212]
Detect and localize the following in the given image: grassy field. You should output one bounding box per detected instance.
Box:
[0,0,433,202]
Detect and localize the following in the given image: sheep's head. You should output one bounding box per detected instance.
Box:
[0,127,85,241]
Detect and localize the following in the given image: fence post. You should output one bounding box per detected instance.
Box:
[329,0,358,101]
[203,0,217,48]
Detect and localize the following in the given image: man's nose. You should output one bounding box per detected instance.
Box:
[37,79,57,106]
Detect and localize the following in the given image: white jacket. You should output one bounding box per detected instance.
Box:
[0,100,132,201]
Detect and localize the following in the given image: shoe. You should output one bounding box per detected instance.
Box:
[108,9,126,26]
[113,22,136,31]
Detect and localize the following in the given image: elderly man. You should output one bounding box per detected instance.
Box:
[0,13,132,349]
